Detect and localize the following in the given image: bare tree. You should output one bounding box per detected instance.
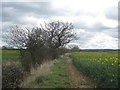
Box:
[42,21,77,59]
[44,21,77,49]
[3,25,29,49]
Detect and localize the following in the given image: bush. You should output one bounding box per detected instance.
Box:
[67,44,80,52]
[2,65,25,88]
[20,51,32,72]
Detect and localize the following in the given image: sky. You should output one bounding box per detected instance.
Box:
[1,0,119,49]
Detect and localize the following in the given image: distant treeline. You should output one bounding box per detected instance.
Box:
[1,48,26,50]
[80,49,120,52]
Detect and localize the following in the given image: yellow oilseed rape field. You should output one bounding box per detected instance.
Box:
[70,52,119,88]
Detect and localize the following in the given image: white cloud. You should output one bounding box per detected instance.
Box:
[52,0,118,29]
[0,40,7,47]
[21,16,45,26]
[52,0,118,14]
[82,33,118,49]
[100,16,118,28]
[102,29,118,38]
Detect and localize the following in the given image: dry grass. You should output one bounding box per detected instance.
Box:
[21,59,57,88]
[2,60,21,66]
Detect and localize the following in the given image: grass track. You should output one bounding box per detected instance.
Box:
[22,56,71,88]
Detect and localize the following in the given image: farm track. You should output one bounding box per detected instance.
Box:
[66,56,93,88]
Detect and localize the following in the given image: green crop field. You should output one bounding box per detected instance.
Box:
[70,51,119,88]
[1,50,20,62]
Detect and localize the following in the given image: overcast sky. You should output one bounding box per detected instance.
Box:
[1,0,119,49]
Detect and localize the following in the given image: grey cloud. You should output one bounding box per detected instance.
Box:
[2,2,113,32]
[105,6,118,20]
[77,31,118,49]
[2,2,68,31]
[2,2,51,15]
[2,2,67,24]
[72,29,95,48]
[102,28,118,38]
[74,22,111,32]
[90,23,111,31]
[72,27,118,49]
[73,23,117,48]
[74,22,87,29]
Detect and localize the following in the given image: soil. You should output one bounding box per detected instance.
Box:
[66,56,94,88]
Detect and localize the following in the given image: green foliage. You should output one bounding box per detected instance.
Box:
[71,46,79,52]
[2,65,25,88]
[70,52,119,88]
[67,44,80,52]
[20,51,32,72]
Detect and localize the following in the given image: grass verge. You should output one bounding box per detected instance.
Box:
[21,56,71,88]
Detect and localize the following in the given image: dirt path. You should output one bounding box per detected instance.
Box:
[66,56,93,88]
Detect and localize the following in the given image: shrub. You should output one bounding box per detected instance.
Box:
[2,65,25,88]
[67,44,80,52]
[20,51,32,72]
